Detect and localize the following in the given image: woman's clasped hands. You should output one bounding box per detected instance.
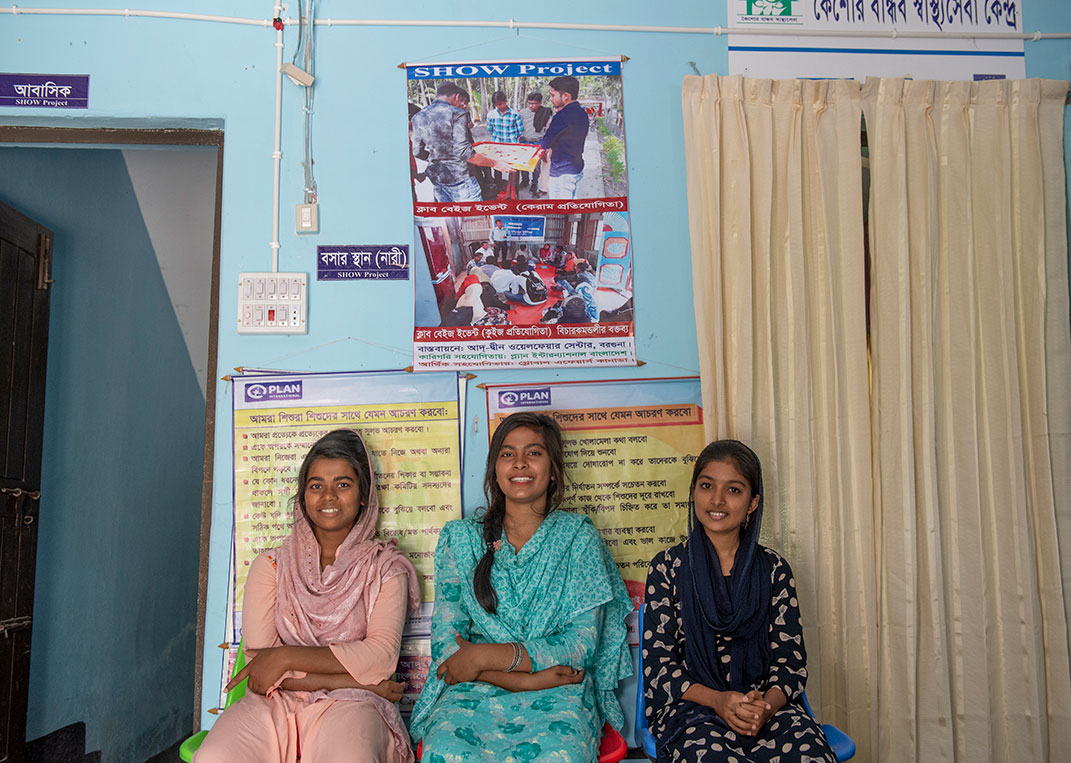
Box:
[713,689,775,736]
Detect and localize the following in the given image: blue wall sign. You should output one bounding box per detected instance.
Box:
[0,73,89,108]
[317,245,410,280]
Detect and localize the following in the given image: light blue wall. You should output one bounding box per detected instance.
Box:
[0,147,205,760]
[1024,3,1071,285]
[1025,5,1071,79]
[2,1,1069,759]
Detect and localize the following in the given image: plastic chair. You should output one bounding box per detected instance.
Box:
[597,722,627,763]
[801,691,856,761]
[417,721,626,762]
[634,604,658,759]
[179,640,249,762]
[634,603,856,762]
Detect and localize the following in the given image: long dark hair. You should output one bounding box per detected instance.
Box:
[294,429,372,527]
[473,412,567,613]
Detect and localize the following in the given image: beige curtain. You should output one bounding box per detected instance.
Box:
[682,75,879,755]
[684,73,1071,762]
[863,77,1071,762]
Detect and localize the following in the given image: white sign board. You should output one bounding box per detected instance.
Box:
[728,0,1025,80]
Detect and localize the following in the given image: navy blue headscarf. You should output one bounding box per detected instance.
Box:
[677,441,772,694]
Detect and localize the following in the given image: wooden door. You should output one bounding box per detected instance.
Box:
[0,200,53,763]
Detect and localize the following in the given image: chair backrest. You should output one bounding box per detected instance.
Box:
[224,639,248,708]
[635,603,658,758]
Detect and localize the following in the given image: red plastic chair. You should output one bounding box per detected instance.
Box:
[597,722,628,762]
[416,722,626,762]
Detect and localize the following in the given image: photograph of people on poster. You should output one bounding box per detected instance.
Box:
[414,210,632,329]
[407,60,627,206]
[408,59,637,371]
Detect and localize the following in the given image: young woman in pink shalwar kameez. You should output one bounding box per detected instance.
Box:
[196,429,420,763]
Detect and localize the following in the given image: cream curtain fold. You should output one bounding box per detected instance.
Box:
[683,73,1071,762]
[682,75,878,756]
[863,77,1071,762]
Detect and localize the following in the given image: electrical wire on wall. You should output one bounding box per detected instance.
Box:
[299,0,314,205]
[290,0,317,207]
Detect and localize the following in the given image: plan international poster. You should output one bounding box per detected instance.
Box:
[406,59,637,371]
[485,377,706,644]
[228,370,463,641]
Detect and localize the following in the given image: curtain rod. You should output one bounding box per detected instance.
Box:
[3,6,1070,41]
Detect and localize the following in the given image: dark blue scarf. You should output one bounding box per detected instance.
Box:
[660,459,772,758]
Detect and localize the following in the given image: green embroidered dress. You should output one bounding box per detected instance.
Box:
[410,510,633,763]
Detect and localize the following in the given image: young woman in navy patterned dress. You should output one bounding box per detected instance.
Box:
[642,440,836,763]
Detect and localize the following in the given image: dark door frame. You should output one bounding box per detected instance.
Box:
[0,125,223,725]
[0,198,53,763]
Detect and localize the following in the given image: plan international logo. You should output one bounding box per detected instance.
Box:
[740,0,802,23]
[498,388,551,409]
[245,381,303,402]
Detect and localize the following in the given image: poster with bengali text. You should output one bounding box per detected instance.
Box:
[397,639,432,718]
[728,0,1025,80]
[486,378,706,644]
[407,59,636,370]
[230,370,463,643]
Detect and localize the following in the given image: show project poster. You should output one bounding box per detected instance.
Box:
[229,370,463,643]
[728,1,1025,80]
[407,58,637,371]
[485,378,706,644]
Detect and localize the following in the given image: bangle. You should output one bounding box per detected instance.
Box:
[504,641,523,673]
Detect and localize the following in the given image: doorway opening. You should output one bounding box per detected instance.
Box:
[0,125,222,762]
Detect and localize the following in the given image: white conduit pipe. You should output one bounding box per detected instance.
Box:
[2,6,1070,40]
[271,1,283,273]
[3,6,268,25]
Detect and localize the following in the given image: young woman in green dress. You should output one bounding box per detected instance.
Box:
[410,412,633,762]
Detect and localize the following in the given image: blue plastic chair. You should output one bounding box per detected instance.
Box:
[635,602,658,758]
[635,603,856,761]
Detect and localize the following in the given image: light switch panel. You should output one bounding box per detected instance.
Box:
[237,272,307,334]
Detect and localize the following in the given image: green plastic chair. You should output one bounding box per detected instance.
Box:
[179,640,248,762]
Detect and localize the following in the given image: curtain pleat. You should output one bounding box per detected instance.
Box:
[683,74,878,757]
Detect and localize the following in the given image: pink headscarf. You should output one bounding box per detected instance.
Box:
[275,444,418,641]
[273,431,419,759]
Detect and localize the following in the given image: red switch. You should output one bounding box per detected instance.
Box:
[268,308,276,322]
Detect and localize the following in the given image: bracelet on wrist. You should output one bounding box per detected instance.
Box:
[504,641,523,673]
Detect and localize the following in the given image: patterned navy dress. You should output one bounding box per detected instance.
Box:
[643,543,836,763]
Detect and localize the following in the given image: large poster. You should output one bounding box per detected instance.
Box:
[485,378,706,643]
[728,0,1025,80]
[229,371,464,643]
[407,59,637,370]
